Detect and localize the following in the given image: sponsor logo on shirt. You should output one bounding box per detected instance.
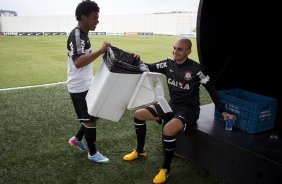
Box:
[168,78,189,90]
[156,62,167,69]
[81,39,85,53]
[197,71,210,84]
[184,71,192,80]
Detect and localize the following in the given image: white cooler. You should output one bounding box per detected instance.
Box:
[86,61,141,122]
[86,62,171,122]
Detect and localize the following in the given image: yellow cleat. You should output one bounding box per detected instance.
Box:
[123,149,147,161]
[153,169,170,184]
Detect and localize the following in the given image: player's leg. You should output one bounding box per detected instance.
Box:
[153,117,183,183]
[68,91,88,151]
[69,90,109,163]
[123,105,159,161]
[153,111,198,183]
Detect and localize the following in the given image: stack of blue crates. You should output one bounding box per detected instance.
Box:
[214,88,277,133]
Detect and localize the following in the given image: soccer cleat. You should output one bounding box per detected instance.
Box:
[153,169,170,184]
[68,136,87,151]
[88,152,110,163]
[123,149,147,161]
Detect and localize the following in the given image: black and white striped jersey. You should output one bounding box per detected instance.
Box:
[66,27,94,93]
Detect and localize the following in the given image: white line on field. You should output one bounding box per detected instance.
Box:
[0,81,66,91]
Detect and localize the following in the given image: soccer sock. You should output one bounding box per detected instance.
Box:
[75,124,85,141]
[162,135,176,173]
[134,117,147,153]
[84,126,97,156]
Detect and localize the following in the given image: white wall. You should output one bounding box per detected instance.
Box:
[0,12,197,36]
[0,16,75,32]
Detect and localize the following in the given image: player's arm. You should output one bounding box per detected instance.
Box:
[74,42,111,68]
[145,59,168,74]
[197,65,226,113]
[199,67,236,120]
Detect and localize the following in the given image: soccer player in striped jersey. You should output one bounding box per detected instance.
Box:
[67,0,111,163]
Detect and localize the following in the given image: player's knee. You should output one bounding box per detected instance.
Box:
[163,126,175,136]
[134,110,145,120]
[163,122,184,136]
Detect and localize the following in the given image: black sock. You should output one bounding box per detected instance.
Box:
[134,117,146,153]
[162,135,176,173]
[75,125,85,141]
[84,127,97,155]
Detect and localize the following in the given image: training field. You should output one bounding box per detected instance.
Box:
[0,35,198,89]
[0,35,224,184]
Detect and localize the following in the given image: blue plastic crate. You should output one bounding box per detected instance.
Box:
[214,88,277,133]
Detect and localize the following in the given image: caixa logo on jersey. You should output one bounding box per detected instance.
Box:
[168,78,190,90]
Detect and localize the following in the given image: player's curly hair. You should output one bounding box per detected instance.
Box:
[75,0,100,21]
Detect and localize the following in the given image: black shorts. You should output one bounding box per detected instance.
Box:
[154,103,199,130]
[69,90,98,123]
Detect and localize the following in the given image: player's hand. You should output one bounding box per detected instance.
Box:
[100,42,111,53]
[138,63,150,72]
[134,53,140,60]
[222,112,236,121]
